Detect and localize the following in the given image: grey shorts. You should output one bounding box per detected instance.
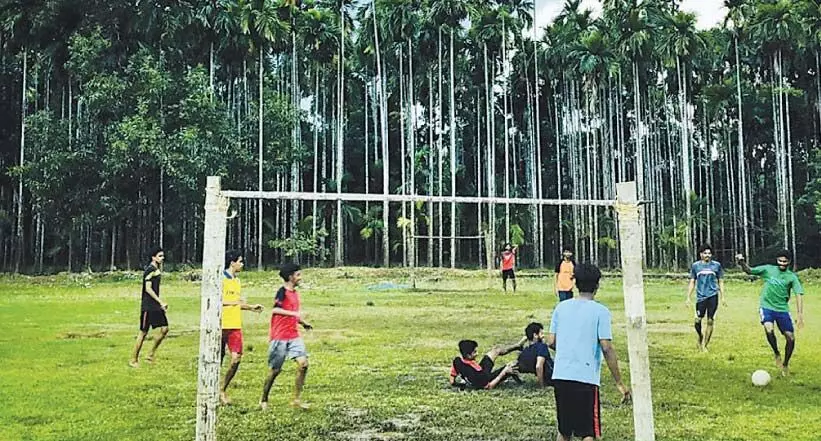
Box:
[267,338,308,370]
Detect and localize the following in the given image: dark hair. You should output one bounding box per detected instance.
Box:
[575,263,602,293]
[458,340,478,358]
[279,263,301,281]
[562,245,574,253]
[698,244,712,254]
[225,250,243,269]
[776,249,793,261]
[503,242,512,249]
[525,322,544,341]
[149,247,164,258]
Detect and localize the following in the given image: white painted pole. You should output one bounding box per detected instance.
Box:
[196,176,229,441]
[615,181,656,441]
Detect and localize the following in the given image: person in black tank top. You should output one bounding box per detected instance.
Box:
[130,247,168,368]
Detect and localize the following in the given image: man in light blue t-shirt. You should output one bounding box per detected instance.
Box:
[547,263,630,441]
[686,244,726,352]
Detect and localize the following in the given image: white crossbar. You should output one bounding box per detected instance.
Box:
[219,190,618,207]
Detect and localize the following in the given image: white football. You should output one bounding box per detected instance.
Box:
[751,369,771,387]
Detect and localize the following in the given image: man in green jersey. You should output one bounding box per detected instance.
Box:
[736,250,805,377]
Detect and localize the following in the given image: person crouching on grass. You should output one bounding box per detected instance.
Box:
[548,263,630,441]
[220,250,264,405]
[260,263,313,410]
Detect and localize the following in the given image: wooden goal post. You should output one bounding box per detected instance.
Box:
[196,177,655,441]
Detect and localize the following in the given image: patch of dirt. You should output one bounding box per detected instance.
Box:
[58,331,107,339]
[338,429,405,441]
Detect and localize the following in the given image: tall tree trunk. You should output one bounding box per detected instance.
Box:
[502,27,510,244]
[335,13,345,267]
[437,27,444,267]
[449,31,457,268]
[400,46,407,267]
[15,49,27,273]
[677,56,693,262]
[428,71,434,266]
[257,47,264,270]
[372,2,389,267]
[736,36,750,257]
[408,39,417,270]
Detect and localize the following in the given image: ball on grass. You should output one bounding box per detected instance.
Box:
[751,369,771,387]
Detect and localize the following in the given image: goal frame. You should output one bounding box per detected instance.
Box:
[195,177,655,441]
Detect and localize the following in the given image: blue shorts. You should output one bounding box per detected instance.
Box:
[759,308,794,334]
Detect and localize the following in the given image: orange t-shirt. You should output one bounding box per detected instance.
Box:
[556,260,575,291]
[501,251,516,271]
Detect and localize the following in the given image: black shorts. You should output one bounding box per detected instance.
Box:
[140,310,168,332]
[696,296,719,319]
[501,269,515,281]
[554,380,601,439]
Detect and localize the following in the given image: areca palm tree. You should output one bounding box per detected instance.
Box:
[750,0,801,255]
[236,0,290,269]
[430,0,473,268]
[660,10,705,263]
[724,0,752,258]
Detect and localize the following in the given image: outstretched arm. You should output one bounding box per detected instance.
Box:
[486,363,515,389]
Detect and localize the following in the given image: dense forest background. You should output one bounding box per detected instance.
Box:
[1,0,821,273]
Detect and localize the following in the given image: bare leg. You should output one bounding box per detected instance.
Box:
[556,432,571,441]
[260,368,281,410]
[130,331,148,367]
[512,279,517,292]
[782,331,795,377]
[702,318,715,351]
[694,317,703,350]
[291,357,310,409]
[146,326,169,362]
[221,352,242,404]
[763,322,782,369]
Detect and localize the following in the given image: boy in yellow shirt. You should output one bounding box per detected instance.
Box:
[221,250,264,405]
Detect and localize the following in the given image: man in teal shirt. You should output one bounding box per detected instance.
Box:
[736,250,805,377]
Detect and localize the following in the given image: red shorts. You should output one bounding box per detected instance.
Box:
[222,329,243,355]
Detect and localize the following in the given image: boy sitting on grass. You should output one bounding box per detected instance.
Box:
[517,322,554,387]
[449,338,525,390]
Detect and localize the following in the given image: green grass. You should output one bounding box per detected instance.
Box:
[0,268,819,441]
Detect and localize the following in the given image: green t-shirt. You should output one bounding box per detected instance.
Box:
[750,265,804,312]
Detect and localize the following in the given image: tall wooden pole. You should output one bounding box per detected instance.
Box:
[615,181,655,441]
[196,177,228,441]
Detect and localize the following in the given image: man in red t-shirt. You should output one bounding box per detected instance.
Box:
[499,243,518,292]
[260,263,313,411]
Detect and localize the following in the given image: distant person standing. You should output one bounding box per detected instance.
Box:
[736,250,805,377]
[260,263,313,410]
[500,243,518,292]
[130,247,168,368]
[686,244,726,352]
[220,250,264,405]
[548,263,630,441]
[553,246,576,302]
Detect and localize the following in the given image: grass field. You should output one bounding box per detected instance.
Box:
[0,268,819,441]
